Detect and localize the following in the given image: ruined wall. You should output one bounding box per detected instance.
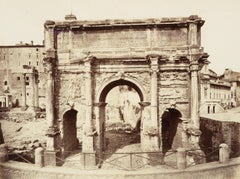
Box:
[200,117,240,160]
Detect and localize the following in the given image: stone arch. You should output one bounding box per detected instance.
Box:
[95,78,146,154]
[161,107,182,154]
[97,77,147,103]
[62,109,79,155]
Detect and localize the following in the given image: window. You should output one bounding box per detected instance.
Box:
[36,61,39,66]
[26,77,29,80]
[213,106,215,113]
[29,54,31,58]
[4,81,7,85]
[25,82,29,85]
[208,106,210,114]
[29,61,31,66]
[17,77,20,80]
[36,54,39,59]
[36,48,39,51]
[27,93,29,96]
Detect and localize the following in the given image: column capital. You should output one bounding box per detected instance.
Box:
[147,55,159,73]
[147,54,160,64]
[189,61,199,72]
[84,55,96,72]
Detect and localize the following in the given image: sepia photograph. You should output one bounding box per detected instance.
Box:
[0,0,240,178]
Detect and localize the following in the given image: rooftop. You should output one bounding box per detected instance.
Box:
[44,15,205,29]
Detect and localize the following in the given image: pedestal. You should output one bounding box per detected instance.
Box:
[44,150,61,166]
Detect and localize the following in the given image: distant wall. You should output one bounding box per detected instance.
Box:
[200,117,240,161]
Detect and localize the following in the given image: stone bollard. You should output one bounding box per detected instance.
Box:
[35,147,44,167]
[219,143,230,164]
[0,144,8,162]
[176,147,186,169]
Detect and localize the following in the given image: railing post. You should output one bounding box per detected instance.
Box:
[219,143,230,164]
[130,153,133,170]
[84,153,86,169]
[176,147,186,169]
[35,147,44,167]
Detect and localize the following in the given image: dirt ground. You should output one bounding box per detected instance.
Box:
[0,118,48,147]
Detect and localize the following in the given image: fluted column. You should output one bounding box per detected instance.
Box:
[31,70,36,110]
[143,55,160,151]
[43,49,60,153]
[46,61,54,127]
[82,56,95,152]
[190,61,200,128]
[149,56,159,127]
[85,60,93,134]
[34,70,39,109]
[22,73,27,107]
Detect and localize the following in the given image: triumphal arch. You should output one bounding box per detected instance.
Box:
[43,14,208,166]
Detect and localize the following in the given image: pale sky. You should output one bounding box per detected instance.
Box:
[0,0,240,74]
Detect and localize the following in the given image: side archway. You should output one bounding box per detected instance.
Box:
[161,108,182,154]
[62,109,79,155]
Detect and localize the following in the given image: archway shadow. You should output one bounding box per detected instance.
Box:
[62,109,79,158]
[161,108,182,155]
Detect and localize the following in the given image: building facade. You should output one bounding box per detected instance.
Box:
[220,69,240,107]
[200,63,232,114]
[43,15,208,166]
[0,43,45,110]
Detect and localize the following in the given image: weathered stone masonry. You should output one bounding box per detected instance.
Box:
[43,15,208,166]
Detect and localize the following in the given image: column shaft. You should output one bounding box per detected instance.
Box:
[190,63,199,128]
[85,71,93,131]
[150,71,158,126]
[31,72,36,109]
[22,73,26,107]
[46,67,54,127]
[34,73,39,108]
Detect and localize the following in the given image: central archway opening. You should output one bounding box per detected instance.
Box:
[97,79,145,166]
[105,85,141,153]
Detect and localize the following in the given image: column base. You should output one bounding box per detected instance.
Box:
[44,150,61,166]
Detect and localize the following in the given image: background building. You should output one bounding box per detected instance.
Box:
[0,42,45,110]
[200,63,239,114]
[220,69,240,107]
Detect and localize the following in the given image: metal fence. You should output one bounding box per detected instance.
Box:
[4,144,234,171]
